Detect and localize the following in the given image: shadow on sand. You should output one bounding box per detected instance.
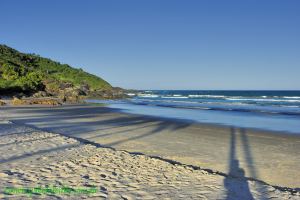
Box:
[224,127,269,200]
[1,105,272,199]
[0,105,191,165]
[224,127,254,199]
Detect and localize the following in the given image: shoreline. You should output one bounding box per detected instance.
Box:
[87,98,300,134]
[3,101,300,137]
[1,104,300,189]
[106,105,300,137]
[2,95,300,135]
[4,101,300,138]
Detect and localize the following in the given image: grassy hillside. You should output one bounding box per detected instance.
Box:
[0,44,111,94]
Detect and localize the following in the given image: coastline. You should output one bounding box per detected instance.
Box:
[1,104,300,189]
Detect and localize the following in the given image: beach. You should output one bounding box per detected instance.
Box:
[1,0,300,198]
[0,104,299,199]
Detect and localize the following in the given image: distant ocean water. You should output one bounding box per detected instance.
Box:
[87,90,300,134]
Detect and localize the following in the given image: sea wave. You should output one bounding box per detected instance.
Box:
[133,97,300,107]
[283,96,300,99]
[136,103,300,116]
[136,94,300,102]
[129,99,300,115]
[188,95,226,98]
[137,94,160,98]
[225,98,300,103]
[161,96,189,99]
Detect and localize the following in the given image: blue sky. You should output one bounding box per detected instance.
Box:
[1,0,299,90]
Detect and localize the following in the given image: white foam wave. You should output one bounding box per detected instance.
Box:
[161,96,189,99]
[138,94,159,98]
[173,94,183,97]
[226,98,300,102]
[283,96,300,99]
[282,105,300,108]
[126,93,136,96]
[188,95,226,98]
[164,100,199,104]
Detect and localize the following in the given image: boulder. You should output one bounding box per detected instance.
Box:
[90,87,128,99]
[32,91,49,98]
[59,82,73,90]
[58,87,84,103]
[12,97,62,106]
[29,98,62,106]
[79,83,90,95]
[11,97,27,105]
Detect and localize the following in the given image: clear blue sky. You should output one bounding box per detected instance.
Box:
[1,0,299,90]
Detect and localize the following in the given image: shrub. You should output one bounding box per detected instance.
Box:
[16,71,44,91]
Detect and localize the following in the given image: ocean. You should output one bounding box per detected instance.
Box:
[87,90,300,134]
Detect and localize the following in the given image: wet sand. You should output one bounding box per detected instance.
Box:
[1,104,300,190]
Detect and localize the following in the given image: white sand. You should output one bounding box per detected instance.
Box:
[0,120,299,199]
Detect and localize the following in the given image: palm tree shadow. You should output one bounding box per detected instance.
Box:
[105,121,190,147]
[224,127,254,200]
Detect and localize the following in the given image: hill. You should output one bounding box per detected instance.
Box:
[0,45,124,101]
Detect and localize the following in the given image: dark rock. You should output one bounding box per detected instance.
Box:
[59,82,73,90]
[80,83,90,94]
[88,87,128,99]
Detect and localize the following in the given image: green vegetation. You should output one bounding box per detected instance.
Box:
[0,44,111,94]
